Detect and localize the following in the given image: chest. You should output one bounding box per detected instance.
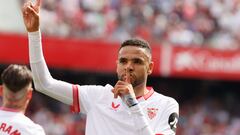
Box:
[90,97,162,124]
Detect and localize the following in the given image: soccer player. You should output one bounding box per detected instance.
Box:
[0,64,45,135]
[22,0,179,135]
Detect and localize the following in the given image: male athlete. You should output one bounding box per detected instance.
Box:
[0,64,45,135]
[22,0,179,134]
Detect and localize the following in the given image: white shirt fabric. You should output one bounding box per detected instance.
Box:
[74,84,179,135]
[0,108,45,135]
[28,30,179,135]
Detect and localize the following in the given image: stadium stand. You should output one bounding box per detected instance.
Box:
[1,0,240,135]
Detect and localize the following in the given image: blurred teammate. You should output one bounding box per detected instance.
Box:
[22,0,179,135]
[0,64,45,135]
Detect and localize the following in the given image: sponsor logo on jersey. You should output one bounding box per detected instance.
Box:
[147,108,158,119]
[168,112,178,132]
[111,102,120,111]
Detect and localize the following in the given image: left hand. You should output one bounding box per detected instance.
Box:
[22,0,41,32]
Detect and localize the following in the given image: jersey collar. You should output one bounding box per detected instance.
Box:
[0,107,21,113]
[136,87,154,101]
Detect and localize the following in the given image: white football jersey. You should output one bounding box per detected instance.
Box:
[71,84,179,135]
[0,108,45,135]
[28,30,179,135]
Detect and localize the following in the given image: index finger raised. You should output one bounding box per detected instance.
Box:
[34,0,41,8]
[125,72,131,83]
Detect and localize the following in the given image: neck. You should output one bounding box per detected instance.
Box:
[2,100,28,114]
[133,83,148,97]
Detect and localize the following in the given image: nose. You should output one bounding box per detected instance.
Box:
[125,62,133,72]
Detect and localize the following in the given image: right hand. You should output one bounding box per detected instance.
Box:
[112,72,135,99]
[22,0,41,32]
[112,72,138,107]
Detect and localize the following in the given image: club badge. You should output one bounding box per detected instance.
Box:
[147,108,158,119]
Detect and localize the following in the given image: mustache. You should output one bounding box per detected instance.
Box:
[119,74,133,81]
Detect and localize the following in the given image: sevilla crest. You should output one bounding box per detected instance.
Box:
[147,108,158,119]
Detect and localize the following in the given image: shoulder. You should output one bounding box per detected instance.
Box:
[77,84,114,98]
[7,114,45,134]
[22,117,45,134]
[153,92,179,108]
[78,84,113,90]
[18,114,43,128]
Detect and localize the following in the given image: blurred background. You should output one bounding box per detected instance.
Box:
[0,0,240,134]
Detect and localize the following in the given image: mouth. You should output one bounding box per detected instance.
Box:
[122,74,133,82]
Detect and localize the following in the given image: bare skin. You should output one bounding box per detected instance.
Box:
[22,0,41,32]
[113,46,154,99]
[0,85,32,114]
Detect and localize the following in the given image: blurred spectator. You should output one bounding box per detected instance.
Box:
[18,0,240,50]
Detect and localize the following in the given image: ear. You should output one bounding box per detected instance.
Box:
[147,62,154,75]
[27,88,33,100]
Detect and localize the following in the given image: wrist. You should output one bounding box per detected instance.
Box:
[28,30,41,40]
[123,94,138,107]
[28,29,40,34]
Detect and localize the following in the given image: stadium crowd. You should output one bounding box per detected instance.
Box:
[9,0,240,134]
[178,98,240,135]
[21,0,240,50]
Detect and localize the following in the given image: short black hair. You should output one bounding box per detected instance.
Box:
[1,64,32,93]
[119,38,152,54]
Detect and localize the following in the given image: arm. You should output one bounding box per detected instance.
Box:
[112,75,154,135]
[129,97,179,135]
[130,104,155,135]
[22,0,73,105]
[28,31,73,105]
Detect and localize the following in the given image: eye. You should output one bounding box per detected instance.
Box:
[119,58,127,64]
[133,59,143,64]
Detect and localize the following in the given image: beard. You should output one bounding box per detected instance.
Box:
[118,74,145,88]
